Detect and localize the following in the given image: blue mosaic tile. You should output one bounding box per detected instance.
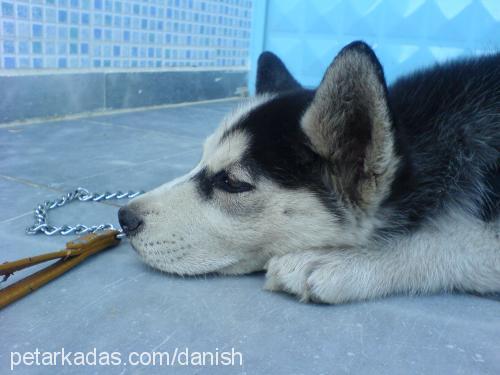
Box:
[57,57,67,67]
[58,42,67,54]
[45,41,56,54]
[18,57,29,68]
[18,22,30,38]
[3,21,15,36]
[70,27,78,39]
[45,8,57,23]
[58,26,68,39]
[32,41,42,54]
[93,28,102,39]
[81,27,90,39]
[3,40,14,54]
[45,25,57,39]
[1,2,14,17]
[103,44,111,57]
[70,12,79,24]
[33,57,43,68]
[3,56,15,68]
[18,40,29,54]
[81,13,90,24]
[17,4,28,19]
[58,10,67,23]
[32,24,43,38]
[104,0,112,12]
[32,6,43,21]
[1,0,253,70]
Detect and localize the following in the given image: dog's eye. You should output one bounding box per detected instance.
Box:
[213,171,254,193]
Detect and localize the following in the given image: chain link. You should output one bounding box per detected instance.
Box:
[26,187,143,236]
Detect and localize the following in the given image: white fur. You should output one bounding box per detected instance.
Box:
[203,130,250,173]
[265,211,500,303]
[202,94,274,160]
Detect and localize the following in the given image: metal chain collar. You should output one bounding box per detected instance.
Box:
[26,187,143,237]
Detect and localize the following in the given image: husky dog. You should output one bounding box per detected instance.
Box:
[119,41,500,304]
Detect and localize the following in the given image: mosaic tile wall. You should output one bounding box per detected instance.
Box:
[0,0,252,70]
[249,0,500,90]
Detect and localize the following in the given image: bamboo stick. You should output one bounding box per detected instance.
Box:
[0,248,85,277]
[0,230,121,309]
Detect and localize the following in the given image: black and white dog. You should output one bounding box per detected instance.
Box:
[119,41,500,304]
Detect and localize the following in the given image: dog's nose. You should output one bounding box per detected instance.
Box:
[118,206,143,235]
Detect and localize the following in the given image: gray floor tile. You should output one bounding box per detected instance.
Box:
[1,102,499,375]
[0,176,51,222]
[56,148,202,194]
[93,99,241,139]
[0,120,198,188]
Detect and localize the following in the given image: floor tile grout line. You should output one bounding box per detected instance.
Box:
[0,101,224,225]
[0,97,242,129]
[58,146,201,186]
[0,173,127,218]
[0,174,122,206]
[0,211,34,225]
[0,174,61,192]
[0,139,199,192]
[2,115,204,146]
[0,146,201,224]
[86,119,206,143]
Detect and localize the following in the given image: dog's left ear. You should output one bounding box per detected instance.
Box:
[256,51,302,94]
[302,41,398,211]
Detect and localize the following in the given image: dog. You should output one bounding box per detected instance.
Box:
[119,41,500,304]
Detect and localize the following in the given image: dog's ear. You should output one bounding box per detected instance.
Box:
[256,51,302,94]
[302,41,398,211]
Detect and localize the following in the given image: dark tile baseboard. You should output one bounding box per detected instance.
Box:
[0,70,247,124]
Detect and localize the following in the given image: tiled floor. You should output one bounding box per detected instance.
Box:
[0,100,499,375]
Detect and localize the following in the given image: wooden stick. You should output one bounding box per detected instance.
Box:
[0,230,121,309]
[0,248,85,277]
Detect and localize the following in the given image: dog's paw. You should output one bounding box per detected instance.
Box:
[264,252,326,302]
[305,265,350,304]
[264,251,368,304]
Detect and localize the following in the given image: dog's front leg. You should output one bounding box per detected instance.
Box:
[264,247,437,304]
[264,219,500,304]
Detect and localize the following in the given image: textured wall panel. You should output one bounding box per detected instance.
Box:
[249,0,500,91]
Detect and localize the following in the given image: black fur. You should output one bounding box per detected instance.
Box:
[256,51,302,94]
[386,53,500,229]
[193,168,214,200]
[242,45,499,234]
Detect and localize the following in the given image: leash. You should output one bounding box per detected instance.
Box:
[25,187,142,237]
[0,187,143,309]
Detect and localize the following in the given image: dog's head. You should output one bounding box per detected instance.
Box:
[120,41,399,275]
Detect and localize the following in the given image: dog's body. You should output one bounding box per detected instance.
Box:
[120,42,500,303]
